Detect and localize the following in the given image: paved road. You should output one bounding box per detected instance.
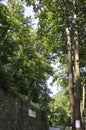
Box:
[49,127,60,130]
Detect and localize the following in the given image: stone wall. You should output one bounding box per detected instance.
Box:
[0,89,49,130]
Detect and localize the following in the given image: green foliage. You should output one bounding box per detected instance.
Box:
[0,0,52,109]
[31,0,86,83]
[47,90,71,127]
[1,0,86,125]
[30,0,86,111]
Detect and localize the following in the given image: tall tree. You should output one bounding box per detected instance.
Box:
[27,0,86,129]
[0,0,52,110]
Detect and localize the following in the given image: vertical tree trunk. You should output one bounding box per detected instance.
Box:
[66,26,75,130]
[73,0,84,130]
[64,0,84,129]
[64,2,75,129]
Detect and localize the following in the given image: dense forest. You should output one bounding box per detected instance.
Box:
[0,0,86,130]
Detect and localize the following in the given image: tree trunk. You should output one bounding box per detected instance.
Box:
[66,26,75,130]
[64,2,75,129]
[73,0,84,130]
[64,0,84,129]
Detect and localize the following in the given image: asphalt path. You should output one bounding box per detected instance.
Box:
[49,127,60,130]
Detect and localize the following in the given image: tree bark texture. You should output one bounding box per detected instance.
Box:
[65,0,84,130]
[64,2,75,129]
[73,0,84,130]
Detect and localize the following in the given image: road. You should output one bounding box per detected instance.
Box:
[49,127,60,130]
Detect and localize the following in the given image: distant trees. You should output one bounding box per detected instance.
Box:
[47,90,71,128]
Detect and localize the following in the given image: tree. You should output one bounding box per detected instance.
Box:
[0,0,52,110]
[27,0,86,130]
[48,89,71,128]
[64,1,85,129]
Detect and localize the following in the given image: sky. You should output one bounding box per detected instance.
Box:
[47,77,60,96]
[24,6,58,96]
[24,5,38,28]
